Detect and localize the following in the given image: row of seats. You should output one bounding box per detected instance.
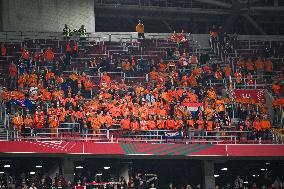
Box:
[0,33,280,143]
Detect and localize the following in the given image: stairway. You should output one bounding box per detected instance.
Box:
[0,124,8,141]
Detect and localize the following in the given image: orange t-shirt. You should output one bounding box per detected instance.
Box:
[157,120,165,129]
[121,119,130,130]
[196,119,204,130]
[104,115,113,128]
[260,120,271,130]
[166,119,175,130]
[44,49,55,61]
[255,60,264,70]
[246,61,254,71]
[206,120,213,131]
[264,60,273,72]
[253,121,261,131]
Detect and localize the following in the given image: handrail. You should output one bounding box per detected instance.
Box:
[0,32,188,43]
[3,124,276,144]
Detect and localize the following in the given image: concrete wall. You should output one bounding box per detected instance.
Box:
[1,0,95,32]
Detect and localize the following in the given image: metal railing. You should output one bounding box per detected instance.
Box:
[2,125,275,144]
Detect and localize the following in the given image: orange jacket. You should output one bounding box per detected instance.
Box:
[136,23,144,33]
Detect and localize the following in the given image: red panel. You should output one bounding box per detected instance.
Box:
[227,145,284,156]
[0,141,82,154]
[189,145,226,156]
[0,142,284,157]
[83,143,125,154]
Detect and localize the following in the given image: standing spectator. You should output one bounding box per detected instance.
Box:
[12,112,24,138]
[217,25,226,46]
[1,43,7,56]
[73,42,78,57]
[234,176,243,189]
[273,176,281,189]
[22,46,30,62]
[264,57,273,76]
[44,47,55,64]
[29,182,37,189]
[136,20,145,39]
[75,180,84,189]
[9,61,18,90]
[209,25,218,49]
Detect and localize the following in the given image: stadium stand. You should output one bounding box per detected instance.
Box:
[0,31,283,144]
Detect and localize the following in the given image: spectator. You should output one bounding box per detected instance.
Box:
[136,20,145,39]
[1,43,7,56]
[44,47,55,64]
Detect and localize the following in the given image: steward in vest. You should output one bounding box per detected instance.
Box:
[78,25,87,40]
[63,24,72,38]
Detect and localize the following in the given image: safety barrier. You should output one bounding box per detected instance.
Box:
[4,126,274,144]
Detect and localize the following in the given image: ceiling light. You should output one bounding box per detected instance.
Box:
[0,172,4,174]
[214,175,220,178]
[104,166,110,170]
[4,165,10,168]
[30,172,35,175]
[36,165,42,168]
[221,168,228,171]
[75,166,83,169]
[244,182,248,184]
[265,162,270,165]
[96,173,102,176]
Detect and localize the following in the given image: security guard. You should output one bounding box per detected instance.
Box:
[63,24,71,38]
[78,25,87,40]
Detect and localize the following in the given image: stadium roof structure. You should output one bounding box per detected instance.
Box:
[95,0,284,34]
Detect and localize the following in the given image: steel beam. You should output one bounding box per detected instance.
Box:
[242,6,284,11]
[96,4,229,15]
[194,0,232,8]
[242,14,266,34]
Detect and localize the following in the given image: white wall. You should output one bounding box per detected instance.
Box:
[1,0,95,32]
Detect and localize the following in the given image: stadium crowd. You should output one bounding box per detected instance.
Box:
[0,28,282,142]
[0,171,283,189]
